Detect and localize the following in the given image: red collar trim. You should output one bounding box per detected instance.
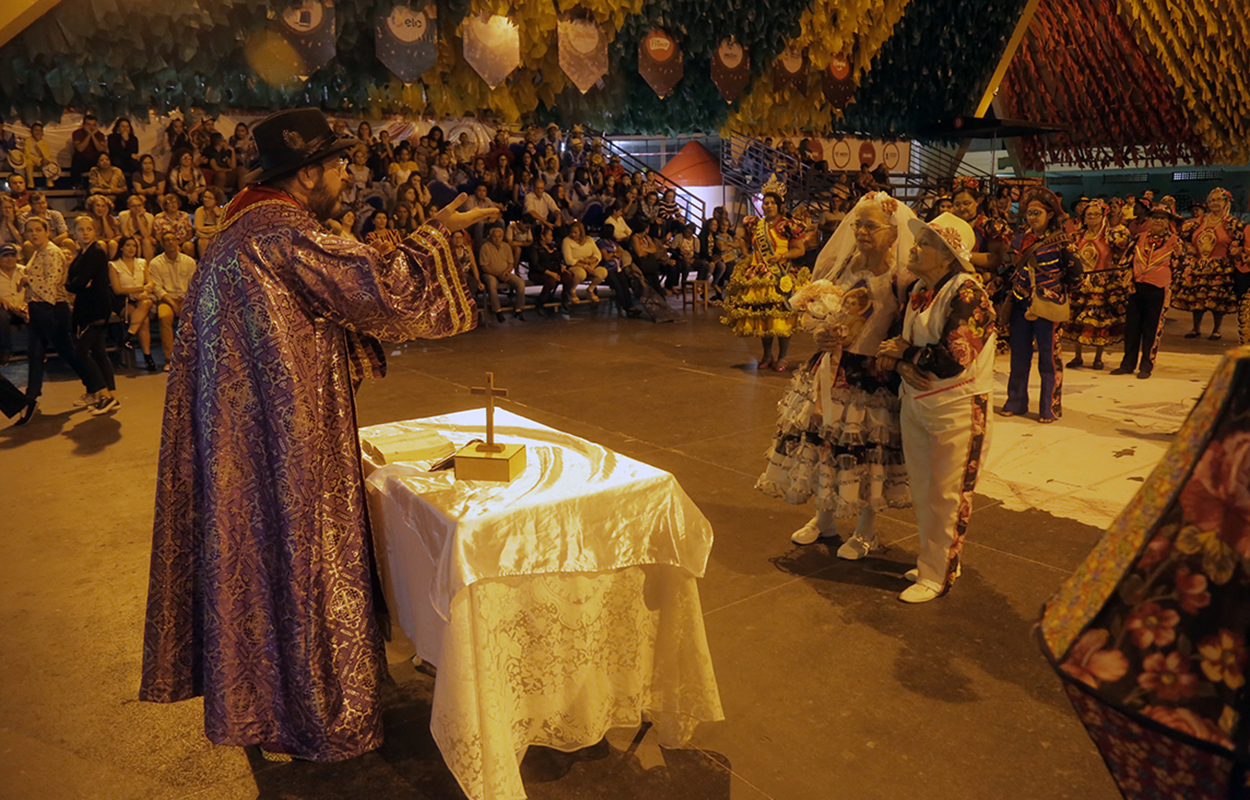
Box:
[221,186,306,230]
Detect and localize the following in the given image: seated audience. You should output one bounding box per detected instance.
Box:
[153,193,196,257]
[0,242,26,365]
[230,122,258,172]
[120,194,157,260]
[326,209,359,243]
[21,123,53,186]
[0,196,21,248]
[71,113,108,184]
[107,118,139,177]
[167,150,206,209]
[478,224,526,322]
[18,192,72,255]
[131,155,166,213]
[630,223,670,295]
[8,173,31,212]
[204,133,239,193]
[667,222,707,287]
[84,194,121,259]
[365,210,402,255]
[449,229,482,296]
[528,225,575,313]
[109,234,157,371]
[561,221,606,304]
[597,237,641,318]
[148,231,197,370]
[193,187,225,257]
[88,154,128,210]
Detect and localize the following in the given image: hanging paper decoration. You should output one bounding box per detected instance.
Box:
[278,0,337,81]
[1119,0,1250,164]
[727,0,911,136]
[558,15,608,95]
[638,28,683,99]
[822,53,855,108]
[375,3,439,84]
[462,13,520,89]
[711,38,750,103]
[773,46,808,94]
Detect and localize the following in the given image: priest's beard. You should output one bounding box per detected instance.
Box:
[307,177,341,223]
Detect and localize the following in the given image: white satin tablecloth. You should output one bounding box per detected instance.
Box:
[361,409,724,800]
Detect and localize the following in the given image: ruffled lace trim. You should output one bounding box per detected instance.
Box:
[756,446,911,515]
[773,363,901,447]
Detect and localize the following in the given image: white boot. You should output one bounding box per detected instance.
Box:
[791,510,837,545]
[836,507,880,560]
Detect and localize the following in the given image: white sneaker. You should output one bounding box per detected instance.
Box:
[74,392,96,407]
[89,395,120,416]
[899,583,942,603]
[904,564,960,583]
[791,518,836,545]
[836,534,880,561]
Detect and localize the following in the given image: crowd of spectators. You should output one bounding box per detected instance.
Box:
[3,110,1235,407]
[0,110,762,398]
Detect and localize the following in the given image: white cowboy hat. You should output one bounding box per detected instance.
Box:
[906,212,975,272]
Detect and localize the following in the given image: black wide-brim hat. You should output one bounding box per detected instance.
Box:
[244,107,358,185]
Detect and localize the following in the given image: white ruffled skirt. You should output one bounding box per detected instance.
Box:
[756,354,911,516]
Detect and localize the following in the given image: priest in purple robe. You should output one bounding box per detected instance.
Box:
[139,108,498,761]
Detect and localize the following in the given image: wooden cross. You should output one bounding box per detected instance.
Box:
[470,372,508,453]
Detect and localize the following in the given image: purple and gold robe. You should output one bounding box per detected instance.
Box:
[139,188,475,761]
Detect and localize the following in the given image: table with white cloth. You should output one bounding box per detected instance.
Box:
[360,409,724,800]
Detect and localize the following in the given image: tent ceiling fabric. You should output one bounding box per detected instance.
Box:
[998,0,1212,171]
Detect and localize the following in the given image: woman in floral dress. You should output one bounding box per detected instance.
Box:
[757,192,916,554]
[1173,188,1244,341]
[721,187,810,371]
[1065,200,1131,370]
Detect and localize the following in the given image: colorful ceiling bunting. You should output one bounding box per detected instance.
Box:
[461,13,519,89]
[772,47,808,95]
[724,0,912,135]
[558,14,607,95]
[6,0,1225,169]
[710,38,750,104]
[277,0,337,82]
[374,3,439,84]
[638,28,682,99]
[1117,0,1250,164]
[998,0,1210,171]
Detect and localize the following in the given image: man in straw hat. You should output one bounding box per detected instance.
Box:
[878,212,996,603]
[139,108,498,761]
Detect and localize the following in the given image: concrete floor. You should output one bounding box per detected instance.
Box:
[1,301,1236,800]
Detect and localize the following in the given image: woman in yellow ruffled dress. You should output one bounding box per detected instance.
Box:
[721,188,811,371]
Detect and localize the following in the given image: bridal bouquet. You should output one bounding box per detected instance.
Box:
[789,279,874,345]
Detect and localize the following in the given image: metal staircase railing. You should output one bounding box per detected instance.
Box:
[721,130,1000,217]
[590,130,706,226]
[720,130,845,219]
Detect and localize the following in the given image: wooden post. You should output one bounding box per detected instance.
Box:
[973,0,1042,118]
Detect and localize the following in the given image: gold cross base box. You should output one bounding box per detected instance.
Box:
[454,441,527,482]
